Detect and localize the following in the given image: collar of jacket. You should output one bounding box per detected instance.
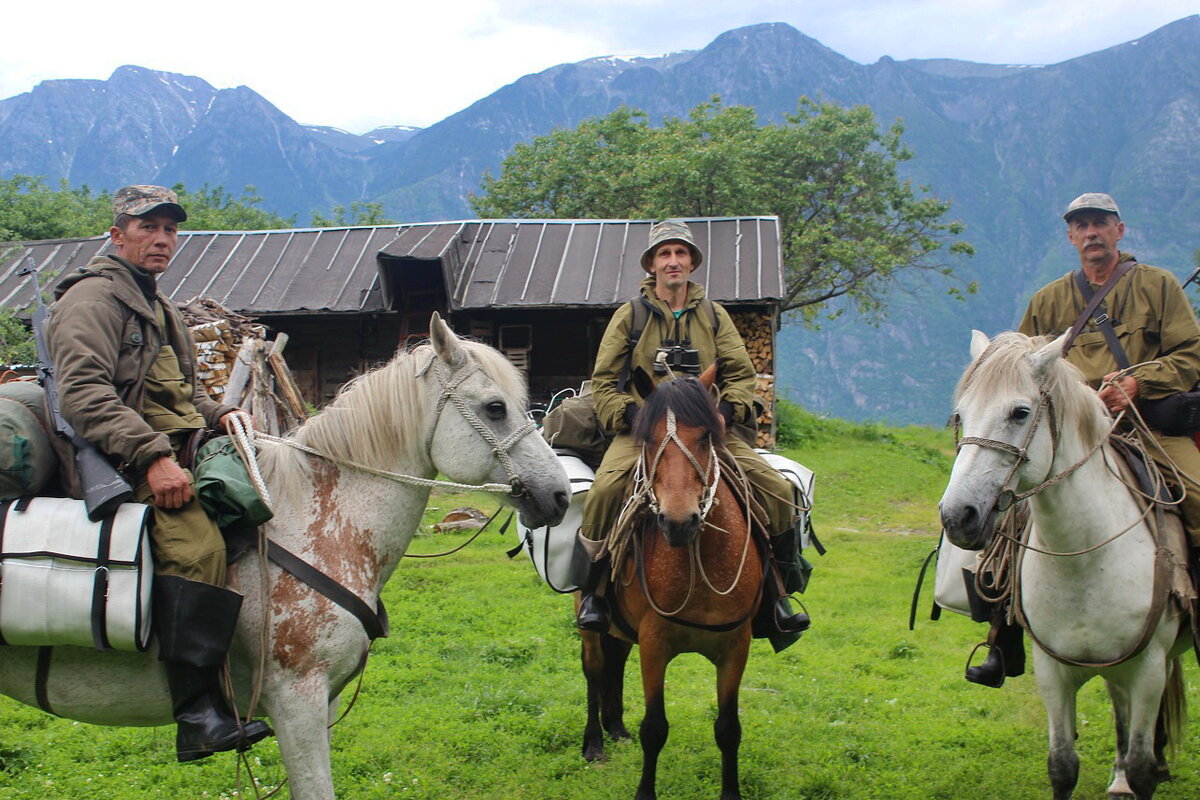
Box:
[638,276,706,316]
[55,254,162,323]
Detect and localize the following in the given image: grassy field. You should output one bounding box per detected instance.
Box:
[1,419,1199,799]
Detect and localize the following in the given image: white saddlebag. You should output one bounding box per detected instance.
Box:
[0,497,153,651]
[754,450,815,548]
[517,449,594,593]
[933,533,980,617]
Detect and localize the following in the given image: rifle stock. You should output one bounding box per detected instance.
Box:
[20,260,133,520]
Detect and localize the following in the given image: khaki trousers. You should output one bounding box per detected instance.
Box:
[135,466,226,586]
[580,433,796,542]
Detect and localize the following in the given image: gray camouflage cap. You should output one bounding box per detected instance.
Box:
[112,185,188,223]
[1063,192,1120,221]
[640,219,704,273]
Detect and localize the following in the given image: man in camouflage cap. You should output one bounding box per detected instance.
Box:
[45,185,272,760]
[575,219,811,649]
[963,193,1200,689]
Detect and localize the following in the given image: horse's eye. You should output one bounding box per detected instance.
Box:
[485,401,506,420]
[1011,406,1031,422]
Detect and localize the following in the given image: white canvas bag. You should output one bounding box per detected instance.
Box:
[517,449,594,593]
[0,497,153,651]
[933,533,980,617]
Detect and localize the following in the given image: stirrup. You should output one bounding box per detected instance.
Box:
[964,642,1006,689]
[773,596,810,634]
[577,594,610,633]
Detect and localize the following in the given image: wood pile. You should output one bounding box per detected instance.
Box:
[179,297,308,435]
[730,311,777,449]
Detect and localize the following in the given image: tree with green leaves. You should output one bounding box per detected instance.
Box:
[310,200,394,228]
[472,98,974,321]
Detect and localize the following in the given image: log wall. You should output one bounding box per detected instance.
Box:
[730,310,777,449]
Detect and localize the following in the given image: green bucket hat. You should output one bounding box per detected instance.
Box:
[640,219,704,273]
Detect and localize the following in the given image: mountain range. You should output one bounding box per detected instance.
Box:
[2,16,1199,423]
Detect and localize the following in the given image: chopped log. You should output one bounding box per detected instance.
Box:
[225,338,259,408]
[268,349,308,424]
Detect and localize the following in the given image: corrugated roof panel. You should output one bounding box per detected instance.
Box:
[329,227,402,311]
[518,223,571,304]
[551,222,600,303]
[167,233,236,301]
[461,222,516,308]
[198,232,266,302]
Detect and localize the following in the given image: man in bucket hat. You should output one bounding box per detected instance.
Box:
[45,185,272,760]
[575,219,811,648]
[962,193,1200,689]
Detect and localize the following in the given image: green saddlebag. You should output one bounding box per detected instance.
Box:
[193,435,273,528]
[0,380,56,500]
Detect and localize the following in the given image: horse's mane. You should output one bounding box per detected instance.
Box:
[633,376,725,446]
[954,331,1108,446]
[259,339,527,503]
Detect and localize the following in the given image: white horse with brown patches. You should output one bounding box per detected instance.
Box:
[0,314,570,800]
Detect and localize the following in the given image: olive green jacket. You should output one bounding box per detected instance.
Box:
[591,278,759,435]
[1018,254,1200,399]
[45,255,236,494]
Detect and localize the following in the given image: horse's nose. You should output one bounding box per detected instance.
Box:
[940,501,982,547]
[657,511,701,546]
[553,490,570,515]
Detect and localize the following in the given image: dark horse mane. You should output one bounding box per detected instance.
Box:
[632,376,726,446]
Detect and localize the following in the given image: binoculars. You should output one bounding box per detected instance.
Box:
[653,340,702,376]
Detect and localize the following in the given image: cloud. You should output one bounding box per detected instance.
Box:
[1,1,1195,132]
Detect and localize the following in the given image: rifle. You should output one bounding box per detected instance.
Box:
[21,259,133,520]
[1182,264,1200,292]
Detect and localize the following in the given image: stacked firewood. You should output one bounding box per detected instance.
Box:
[179,297,308,435]
[730,311,776,449]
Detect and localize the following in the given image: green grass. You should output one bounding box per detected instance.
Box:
[1,426,1198,798]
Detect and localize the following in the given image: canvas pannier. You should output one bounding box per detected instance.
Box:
[540,395,611,470]
[0,380,57,500]
[933,533,980,617]
[516,449,595,592]
[0,497,153,651]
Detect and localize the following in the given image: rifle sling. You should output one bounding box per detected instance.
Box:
[1062,260,1134,361]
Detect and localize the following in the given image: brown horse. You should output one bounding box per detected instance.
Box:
[580,364,766,800]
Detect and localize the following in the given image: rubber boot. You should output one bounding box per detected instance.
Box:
[155,575,273,762]
[773,595,811,634]
[966,619,1026,689]
[576,555,611,633]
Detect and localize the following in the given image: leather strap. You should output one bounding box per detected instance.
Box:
[267,540,388,640]
[1072,268,1131,369]
[90,513,116,652]
[1062,259,1135,357]
[35,646,56,715]
[0,499,10,647]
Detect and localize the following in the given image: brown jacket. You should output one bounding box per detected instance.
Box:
[591,278,759,435]
[44,255,235,495]
[1019,254,1200,399]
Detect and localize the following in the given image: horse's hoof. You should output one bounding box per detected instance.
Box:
[582,744,606,763]
[608,725,632,741]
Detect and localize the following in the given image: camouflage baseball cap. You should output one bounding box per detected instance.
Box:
[1063,192,1120,221]
[640,219,704,273]
[112,185,188,223]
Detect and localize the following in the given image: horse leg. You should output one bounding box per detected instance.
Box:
[713,634,750,800]
[1106,680,1134,799]
[264,673,336,800]
[1035,656,1081,800]
[1119,666,1168,800]
[602,634,633,741]
[581,630,608,762]
[636,638,672,800]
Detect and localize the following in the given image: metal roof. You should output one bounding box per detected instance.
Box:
[0,217,783,314]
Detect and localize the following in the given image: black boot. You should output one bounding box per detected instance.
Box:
[155,576,273,762]
[966,620,1026,689]
[575,553,611,633]
[773,596,811,634]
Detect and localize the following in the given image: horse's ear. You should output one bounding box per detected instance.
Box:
[429,312,466,367]
[698,362,717,390]
[1029,330,1070,381]
[969,330,990,361]
[631,366,656,402]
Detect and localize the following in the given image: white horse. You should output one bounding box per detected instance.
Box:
[939,330,1194,800]
[0,314,570,800]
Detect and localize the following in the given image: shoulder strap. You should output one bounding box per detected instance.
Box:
[617,298,653,393]
[1061,260,1135,359]
[700,298,719,336]
[1067,265,1133,368]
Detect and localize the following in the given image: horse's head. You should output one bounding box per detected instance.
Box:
[939,329,1105,549]
[631,363,725,547]
[425,313,569,529]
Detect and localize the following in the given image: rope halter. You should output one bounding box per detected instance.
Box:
[642,408,721,521]
[421,353,539,498]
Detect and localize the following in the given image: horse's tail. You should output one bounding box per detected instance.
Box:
[1161,656,1187,760]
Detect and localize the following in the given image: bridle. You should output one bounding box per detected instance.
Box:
[420,353,539,498]
[639,408,721,521]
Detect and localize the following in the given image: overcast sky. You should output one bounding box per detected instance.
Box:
[3,1,1196,134]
